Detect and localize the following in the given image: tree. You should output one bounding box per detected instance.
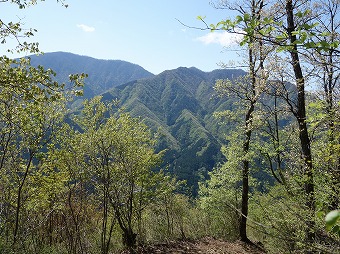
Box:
[45,122,95,254]
[65,96,165,252]
[284,3,316,245]
[0,59,85,253]
[205,0,340,251]
[259,1,335,248]
[0,56,62,246]
[144,176,187,241]
[0,1,85,252]
[207,0,269,243]
[198,136,246,240]
[306,0,340,211]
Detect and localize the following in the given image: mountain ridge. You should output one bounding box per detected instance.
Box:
[102,65,246,192]
[28,52,154,98]
[28,51,247,194]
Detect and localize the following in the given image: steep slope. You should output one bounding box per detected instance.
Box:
[28,52,154,98]
[103,67,246,193]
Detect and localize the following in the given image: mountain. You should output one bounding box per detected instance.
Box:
[102,67,246,194]
[28,52,246,194]
[28,52,154,99]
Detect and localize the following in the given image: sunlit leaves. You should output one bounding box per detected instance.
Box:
[325,210,340,236]
[0,35,84,248]
[205,3,339,53]
[1,0,68,53]
[8,0,68,9]
[62,96,166,248]
[326,210,340,228]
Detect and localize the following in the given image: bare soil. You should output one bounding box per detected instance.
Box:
[122,237,266,254]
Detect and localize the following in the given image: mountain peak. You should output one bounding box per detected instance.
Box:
[28,52,154,97]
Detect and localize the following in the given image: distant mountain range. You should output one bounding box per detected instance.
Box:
[29,52,154,98]
[28,52,246,194]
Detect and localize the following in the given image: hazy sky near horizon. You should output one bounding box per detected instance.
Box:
[2,0,243,74]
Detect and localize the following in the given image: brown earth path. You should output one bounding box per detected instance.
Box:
[122,237,266,254]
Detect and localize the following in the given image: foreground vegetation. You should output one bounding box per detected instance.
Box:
[0,0,340,253]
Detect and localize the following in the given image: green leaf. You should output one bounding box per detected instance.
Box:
[276,33,288,41]
[243,13,250,22]
[330,41,340,48]
[304,42,316,49]
[320,31,330,37]
[317,211,324,219]
[236,15,243,23]
[210,24,216,30]
[325,210,340,229]
[197,15,206,21]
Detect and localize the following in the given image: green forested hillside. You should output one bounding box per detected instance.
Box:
[102,67,246,193]
[29,52,246,193]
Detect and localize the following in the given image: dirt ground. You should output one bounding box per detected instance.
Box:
[123,237,266,254]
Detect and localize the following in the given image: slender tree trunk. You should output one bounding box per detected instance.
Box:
[105,216,115,253]
[239,0,265,240]
[240,135,251,242]
[122,228,137,253]
[325,59,340,210]
[240,40,257,242]
[13,152,33,245]
[112,186,137,251]
[125,183,137,250]
[101,169,111,254]
[48,204,53,246]
[166,201,171,237]
[323,21,340,210]
[285,0,315,250]
[240,102,256,243]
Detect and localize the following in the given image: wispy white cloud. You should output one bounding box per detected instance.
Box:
[196,31,243,47]
[77,24,95,33]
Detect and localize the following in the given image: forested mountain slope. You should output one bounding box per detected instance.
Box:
[103,67,246,192]
[28,52,154,98]
[29,52,246,193]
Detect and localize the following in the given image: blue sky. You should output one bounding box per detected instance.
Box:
[2,0,242,74]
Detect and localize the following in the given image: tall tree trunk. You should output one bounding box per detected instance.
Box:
[239,0,265,241]
[325,53,340,210]
[13,152,33,246]
[101,164,112,254]
[240,40,257,243]
[285,0,315,249]
[322,9,340,210]
[240,105,254,242]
